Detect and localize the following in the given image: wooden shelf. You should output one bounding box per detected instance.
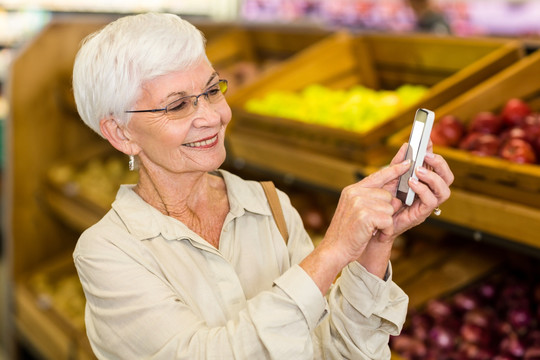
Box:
[228,131,367,191]
[437,187,540,249]
[15,253,95,360]
[229,135,540,250]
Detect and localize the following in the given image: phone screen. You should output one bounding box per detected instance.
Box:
[397,110,427,194]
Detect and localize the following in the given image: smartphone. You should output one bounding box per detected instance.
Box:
[396,108,435,206]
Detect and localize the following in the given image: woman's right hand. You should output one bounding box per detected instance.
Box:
[319,159,412,269]
[300,159,412,294]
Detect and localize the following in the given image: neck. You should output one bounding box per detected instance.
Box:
[134,165,216,218]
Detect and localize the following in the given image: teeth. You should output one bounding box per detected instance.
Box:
[183,135,217,148]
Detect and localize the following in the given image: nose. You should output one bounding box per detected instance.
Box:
[191,95,221,127]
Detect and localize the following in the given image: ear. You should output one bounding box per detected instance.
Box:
[100,117,140,156]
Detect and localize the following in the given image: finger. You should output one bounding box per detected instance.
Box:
[415,166,451,203]
[376,212,395,237]
[361,158,411,188]
[423,152,454,186]
[408,176,438,210]
[389,142,409,165]
[342,185,394,204]
[358,206,394,237]
[360,197,395,216]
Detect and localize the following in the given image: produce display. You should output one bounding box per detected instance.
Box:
[391,268,540,360]
[29,269,86,331]
[431,98,540,164]
[244,83,428,133]
[47,155,139,210]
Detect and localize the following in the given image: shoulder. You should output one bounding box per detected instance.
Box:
[218,169,294,211]
[73,207,134,259]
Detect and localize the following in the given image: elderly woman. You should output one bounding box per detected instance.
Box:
[72,13,453,360]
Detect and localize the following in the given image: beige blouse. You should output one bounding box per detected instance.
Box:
[73,169,408,359]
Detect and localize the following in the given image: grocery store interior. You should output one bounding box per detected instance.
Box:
[2,0,540,359]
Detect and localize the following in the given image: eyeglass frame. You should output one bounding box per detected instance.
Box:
[124,79,228,115]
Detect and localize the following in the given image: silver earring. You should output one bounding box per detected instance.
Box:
[128,155,135,171]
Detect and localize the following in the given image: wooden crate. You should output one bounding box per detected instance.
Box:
[6,19,112,360]
[204,24,331,95]
[390,246,538,360]
[227,32,523,166]
[205,24,330,68]
[389,49,540,209]
[391,227,502,309]
[43,141,138,233]
[16,253,95,360]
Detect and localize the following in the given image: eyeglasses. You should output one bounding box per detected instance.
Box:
[125,79,228,120]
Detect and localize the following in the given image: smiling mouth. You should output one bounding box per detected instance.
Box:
[182,134,218,148]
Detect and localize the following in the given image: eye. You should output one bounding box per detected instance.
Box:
[167,98,190,112]
[206,85,221,97]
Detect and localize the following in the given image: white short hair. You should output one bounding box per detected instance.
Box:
[72,13,208,137]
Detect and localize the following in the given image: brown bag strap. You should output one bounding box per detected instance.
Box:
[260,181,289,245]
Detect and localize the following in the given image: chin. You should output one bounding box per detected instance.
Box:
[205,147,227,171]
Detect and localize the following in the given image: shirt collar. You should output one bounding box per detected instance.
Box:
[111,169,272,242]
[218,169,272,217]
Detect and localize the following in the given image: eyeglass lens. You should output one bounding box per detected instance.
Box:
[166,80,228,119]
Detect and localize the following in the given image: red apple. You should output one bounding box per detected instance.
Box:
[431,115,465,147]
[468,111,503,134]
[524,112,540,126]
[430,127,451,147]
[501,98,532,128]
[522,122,540,145]
[500,126,528,143]
[459,132,501,157]
[521,113,540,157]
[532,137,540,160]
[499,138,537,164]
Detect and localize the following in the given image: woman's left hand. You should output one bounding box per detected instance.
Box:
[379,141,454,242]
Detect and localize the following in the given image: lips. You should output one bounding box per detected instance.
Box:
[182,134,218,148]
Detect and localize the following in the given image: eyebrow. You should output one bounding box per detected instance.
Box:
[163,72,219,102]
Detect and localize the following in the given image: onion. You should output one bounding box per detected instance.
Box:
[478,282,497,300]
[453,292,479,312]
[426,299,453,322]
[459,342,494,360]
[500,333,525,358]
[524,345,540,360]
[392,270,540,360]
[501,281,529,301]
[493,355,517,360]
[507,306,532,333]
[410,313,432,341]
[464,308,494,328]
[534,283,540,303]
[528,330,540,346]
[496,321,514,336]
[460,323,490,346]
[390,334,426,358]
[428,325,456,350]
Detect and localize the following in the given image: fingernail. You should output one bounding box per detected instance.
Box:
[409,177,418,184]
[402,159,411,166]
[417,166,426,174]
[425,152,435,158]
